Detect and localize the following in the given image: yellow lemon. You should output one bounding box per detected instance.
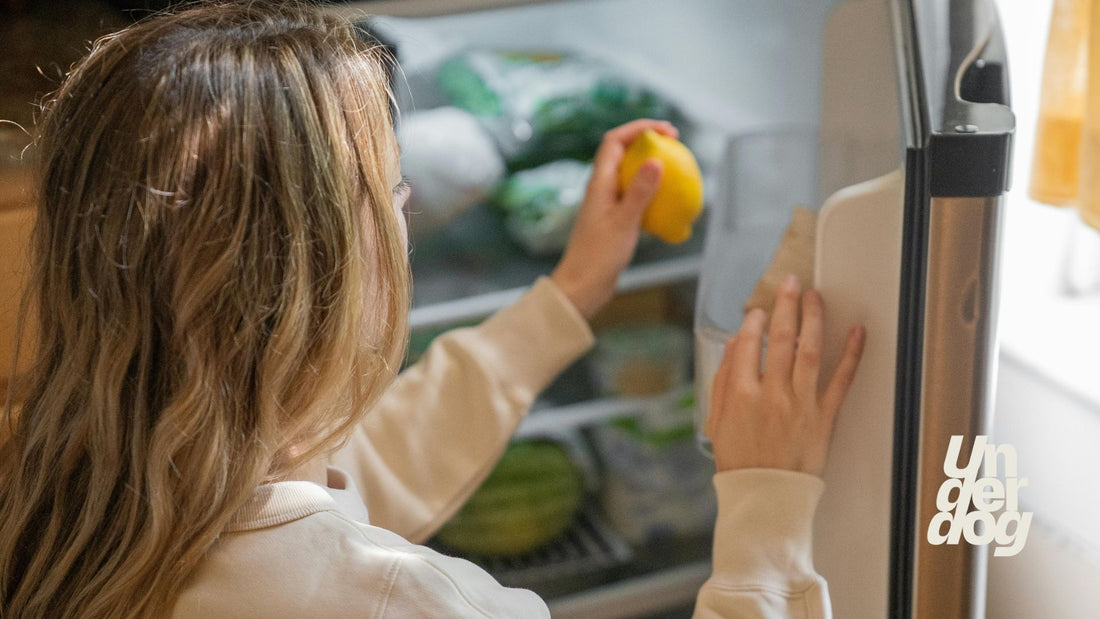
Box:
[618,129,704,244]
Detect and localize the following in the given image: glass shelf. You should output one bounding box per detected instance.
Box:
[408,204,705,330]
[547,558,710,619]
[517,396,655,439]
[537,534,711,615]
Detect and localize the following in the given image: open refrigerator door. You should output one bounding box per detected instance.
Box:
[690,3,907,617]
[697,0,1013,617]
[815,0,1013,617]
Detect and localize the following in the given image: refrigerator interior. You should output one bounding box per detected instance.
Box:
[337,0,911,616]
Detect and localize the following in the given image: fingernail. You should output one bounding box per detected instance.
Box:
[783,274,798,290]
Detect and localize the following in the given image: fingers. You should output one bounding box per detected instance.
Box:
[603,118,679,147]
[730,308,767,388]
[763,275,801,385]
[792,290,824,398]
[589,119,679,195]
[620,158,663,222]
[820,325,866,421]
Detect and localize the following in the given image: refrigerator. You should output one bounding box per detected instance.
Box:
[329,0,1015,617]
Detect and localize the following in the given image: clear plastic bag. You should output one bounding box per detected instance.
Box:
[492,159,591,255]
[439,49,680,171]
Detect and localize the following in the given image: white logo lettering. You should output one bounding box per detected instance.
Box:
[926,435,1032,557]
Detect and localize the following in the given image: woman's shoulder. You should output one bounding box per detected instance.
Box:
[175,509,548,618]
[173,510,399,618]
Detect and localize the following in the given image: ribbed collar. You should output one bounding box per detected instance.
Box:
[225,467,370,533]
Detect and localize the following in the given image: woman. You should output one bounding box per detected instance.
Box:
[0,2,864,617]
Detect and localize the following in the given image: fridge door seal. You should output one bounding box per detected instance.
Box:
[890,4,930,617]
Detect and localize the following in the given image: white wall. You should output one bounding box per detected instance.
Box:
[988,0,1100,615]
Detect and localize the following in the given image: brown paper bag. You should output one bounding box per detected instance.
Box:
[743,207,817,315]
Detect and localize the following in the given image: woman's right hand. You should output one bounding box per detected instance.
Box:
[706,274,866,477]
[550,119,675,320]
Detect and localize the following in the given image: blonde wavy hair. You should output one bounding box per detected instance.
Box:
[0,2,409,616]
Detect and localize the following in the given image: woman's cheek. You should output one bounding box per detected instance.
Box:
[394,194,410,246]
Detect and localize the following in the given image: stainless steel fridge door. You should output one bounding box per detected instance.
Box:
[895,0,1014,617]
[911,194,1003,618]
[815,0,1012,617]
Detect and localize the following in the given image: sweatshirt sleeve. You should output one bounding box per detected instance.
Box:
[693,468,833,619]
[328,276,595,544]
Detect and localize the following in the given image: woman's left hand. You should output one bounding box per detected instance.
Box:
[706,276,865,476]
[550,119,676,319]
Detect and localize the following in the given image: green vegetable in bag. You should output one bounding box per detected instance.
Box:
[439,49,679,171]
[492,159,592,256]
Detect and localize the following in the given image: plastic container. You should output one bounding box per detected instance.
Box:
[693,128,819,455]
[590,389,716,546]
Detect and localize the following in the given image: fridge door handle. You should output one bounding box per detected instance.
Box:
[956,13,1009,108]
[938,0,1013,123]
[913,0,1015,198]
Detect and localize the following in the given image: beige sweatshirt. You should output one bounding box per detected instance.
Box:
[173,277,831,618]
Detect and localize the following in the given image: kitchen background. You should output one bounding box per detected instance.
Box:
[1,1,1098,618]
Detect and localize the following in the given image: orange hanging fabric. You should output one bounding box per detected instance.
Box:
[1031,0,1091,208]
[1078,0,1100,228]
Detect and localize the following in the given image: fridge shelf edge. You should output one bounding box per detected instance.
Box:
[545,559,710,619]
[515,395,656,439]
[409,255,703,330]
